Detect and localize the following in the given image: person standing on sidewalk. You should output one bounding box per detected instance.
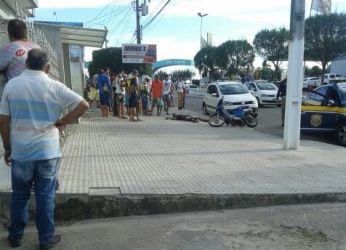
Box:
[150,74,164,116]
[0,49,89,249]
[162,75,172,115]
[0,19,40,96]
[276,78,287,127]
[176,78,185,110]
[115,71,127,119]
[98,67,112,117]
[127,69,140,122]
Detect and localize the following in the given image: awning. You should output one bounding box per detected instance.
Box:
[60,26,108,48]
[34,22,107,48]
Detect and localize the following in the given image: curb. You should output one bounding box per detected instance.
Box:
[1,192,346,223]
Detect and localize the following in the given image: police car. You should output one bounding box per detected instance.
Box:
[301,82,346,146]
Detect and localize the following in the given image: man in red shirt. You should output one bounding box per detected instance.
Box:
[150,74,164,116]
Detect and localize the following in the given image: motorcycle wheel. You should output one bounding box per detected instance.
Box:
[209,113,225,127]
[244,113,258,128]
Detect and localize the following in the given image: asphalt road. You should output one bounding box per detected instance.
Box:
[183,95,339,145]
[1,203,345,250]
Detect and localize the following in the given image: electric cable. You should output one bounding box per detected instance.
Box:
[142,0,171,30]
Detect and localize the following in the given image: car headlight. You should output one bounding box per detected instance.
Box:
[222,101,232,106]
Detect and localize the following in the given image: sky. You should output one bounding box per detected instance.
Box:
[35,0,346,69]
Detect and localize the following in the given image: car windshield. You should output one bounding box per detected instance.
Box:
[257,82,276,90]
[219,84,249,95]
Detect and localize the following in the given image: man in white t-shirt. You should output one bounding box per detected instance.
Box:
[162,75,172,115]
[0,49,89,249]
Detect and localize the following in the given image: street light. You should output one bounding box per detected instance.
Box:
[197,12,208,49]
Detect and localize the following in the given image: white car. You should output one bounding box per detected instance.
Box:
[203,81,258,115]
[244,81,278,107]
[303,77,321,89]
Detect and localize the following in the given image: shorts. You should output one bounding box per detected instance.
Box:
[117,94,125,103]
[163,94,171,107]
[129,94,138,108]
[99,91,111,106]
[152,98,163,107]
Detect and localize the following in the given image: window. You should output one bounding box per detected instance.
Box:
[325,87,340,106]
[207,85,217,95]
[257,82,276,90]
[219,84,249,95]
[207,85,214,94]
[303,86,328,106]
[248,83,256,91]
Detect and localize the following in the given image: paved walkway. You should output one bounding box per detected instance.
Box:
[58,108,346,195]
[1,107,345,196]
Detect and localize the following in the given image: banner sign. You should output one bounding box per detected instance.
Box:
[122,44,157,64]
[311,0,331,14]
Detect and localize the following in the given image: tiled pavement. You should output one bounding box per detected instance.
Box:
[55,108,346,196]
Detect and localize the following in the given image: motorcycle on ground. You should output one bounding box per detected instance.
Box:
[208,98,258,128]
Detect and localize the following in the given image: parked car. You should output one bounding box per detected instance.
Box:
[244,81,279,107]
[185,84,199,95]
[301,82,346,146]
[303,77,321,90]
[203,81,258,115]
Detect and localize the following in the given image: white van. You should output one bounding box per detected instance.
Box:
[324,73,342,85]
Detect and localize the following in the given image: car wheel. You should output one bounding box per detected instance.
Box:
[203,103,209,115]
[337,123,346,147]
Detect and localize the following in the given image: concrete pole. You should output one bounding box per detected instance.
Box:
[283,0,305,150]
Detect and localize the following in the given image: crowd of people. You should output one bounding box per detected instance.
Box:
[85,68,189,121]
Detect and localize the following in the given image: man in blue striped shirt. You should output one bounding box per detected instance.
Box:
[0,48,89,249]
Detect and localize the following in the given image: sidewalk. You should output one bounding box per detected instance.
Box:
[1,107,346,220]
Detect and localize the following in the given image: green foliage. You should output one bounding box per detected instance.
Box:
[171,70,195,81]
[156,70,167,80]
[91,47,152,77]
[304,65,322,77]
[88,61,97,78]
[193,46,218,79]
[253,28,289,83]
[215,39,254,76]
[305,13,346,73]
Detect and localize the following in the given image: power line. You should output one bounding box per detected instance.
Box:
[84,0,116,26]
[142,0,171,30]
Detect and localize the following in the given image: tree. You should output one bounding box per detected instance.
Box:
[171,69,195,81]
[90,47,152,77]
[305,13,346,83]
[215,40,255,77]
[194,46,218,81]
[253,28,289,83]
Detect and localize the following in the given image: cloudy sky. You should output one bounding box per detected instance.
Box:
[35,0,346,67]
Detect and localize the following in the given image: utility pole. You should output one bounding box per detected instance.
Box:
[283,0,305,150]
[136,0,141,44]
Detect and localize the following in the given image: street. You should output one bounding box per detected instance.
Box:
[1,203,345,250]
[184,95,339,145]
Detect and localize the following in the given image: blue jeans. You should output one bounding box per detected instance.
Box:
[8,158,60,244]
